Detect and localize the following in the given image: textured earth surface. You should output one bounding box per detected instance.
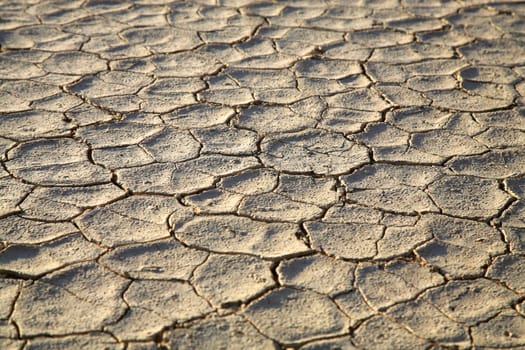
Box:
[1,0,525,349]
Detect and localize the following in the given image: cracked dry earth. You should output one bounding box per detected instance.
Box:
[1,0,525,349]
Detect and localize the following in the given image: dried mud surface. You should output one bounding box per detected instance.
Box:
[1,0,525,349]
